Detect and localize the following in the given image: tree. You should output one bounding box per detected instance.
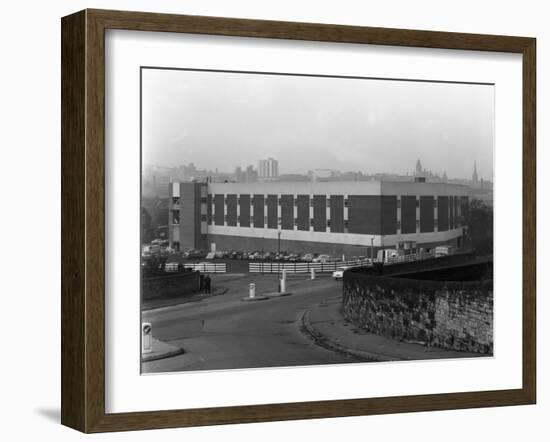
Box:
[466,198,493,255]
[142,254,167,278]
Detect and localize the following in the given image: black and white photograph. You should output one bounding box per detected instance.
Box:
[140,67,494,374]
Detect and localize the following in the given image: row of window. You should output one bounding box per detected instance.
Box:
[172,207,466,227]
[211,196,465,209]
[208,216,465,229]
[171,197,208,205]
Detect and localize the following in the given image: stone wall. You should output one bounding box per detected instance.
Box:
[142,271,200,300]
[342,268,493,354]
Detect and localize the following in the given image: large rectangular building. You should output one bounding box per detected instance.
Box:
[168,180,469,256]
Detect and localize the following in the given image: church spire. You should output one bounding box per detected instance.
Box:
[472,161,479,183]
[415,158,423,176]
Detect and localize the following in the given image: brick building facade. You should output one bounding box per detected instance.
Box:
[168,180,469,256]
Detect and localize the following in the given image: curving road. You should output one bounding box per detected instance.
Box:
[142,274,360,373]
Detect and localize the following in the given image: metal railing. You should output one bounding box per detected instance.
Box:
[249,259,373,274]
[164,262,227,273]
[249,251,437,274]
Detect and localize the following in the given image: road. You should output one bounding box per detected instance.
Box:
[142,274,360,373]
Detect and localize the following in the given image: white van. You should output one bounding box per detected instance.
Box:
[435,245,456,257]
[376,249,399,263]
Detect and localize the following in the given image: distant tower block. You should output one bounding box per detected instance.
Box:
[258,157,279,181]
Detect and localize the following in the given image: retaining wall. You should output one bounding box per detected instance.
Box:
[342,265,493,354]
[142,271,200,300]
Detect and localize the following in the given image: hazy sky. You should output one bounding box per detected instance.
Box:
[142,68,494,180]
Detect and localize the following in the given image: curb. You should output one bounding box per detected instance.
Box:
[300,309,397,363]
[265,291,292,298]
[241,295,270,302]
[142,287,229,312]
[141,346,185,363]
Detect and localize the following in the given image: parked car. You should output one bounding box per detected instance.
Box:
[185,249,208,260]
[288,253,300,262]
[332,266,351,280]
[141,244,161,257]
[248,251,260,260]
[313,254,331,263]
[301,253,315,262]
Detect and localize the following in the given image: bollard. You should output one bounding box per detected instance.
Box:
[310,268,316,280]
[249,283,256,299]
[282,269,287,280]
[142,322,153,354]
[280,278,286,293]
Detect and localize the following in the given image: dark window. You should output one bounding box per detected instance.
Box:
[420,196,435,232]
[280,195,294,230]
[381,196,397,235]
[253,194,265,227]
[266,195,278,229]
[226,194,237,226]
[329,195,344,232]
[437,196,449,231]
[296,194,310,231]
[312,195,327,232]
[239,194,251,227]
[399,196,416,234]
[214,194,224,226]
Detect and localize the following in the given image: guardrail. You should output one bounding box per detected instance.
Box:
[249,259,373,274]
[164,262,227,273]
[249,251,438,274]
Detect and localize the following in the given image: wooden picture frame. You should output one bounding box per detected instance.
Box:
[61,9,536,433]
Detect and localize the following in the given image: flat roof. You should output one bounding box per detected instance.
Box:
[202,180,469,196]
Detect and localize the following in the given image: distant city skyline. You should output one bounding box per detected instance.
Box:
[142,68,494,181]
[143,158,491,183]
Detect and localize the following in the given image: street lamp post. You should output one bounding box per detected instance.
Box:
[277,228,283,291]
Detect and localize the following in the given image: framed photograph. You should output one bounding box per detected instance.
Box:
[61,9,536,432]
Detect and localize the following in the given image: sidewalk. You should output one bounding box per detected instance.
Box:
[142,286,228,311]
[141,338,185,363]
[302,297,484,362]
